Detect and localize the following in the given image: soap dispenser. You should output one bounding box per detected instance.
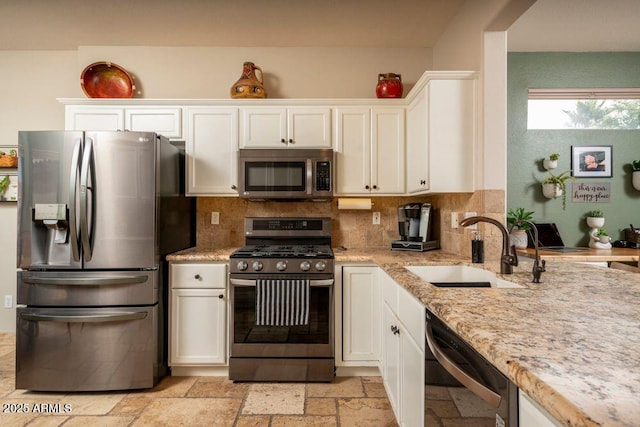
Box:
[472,231,484,263]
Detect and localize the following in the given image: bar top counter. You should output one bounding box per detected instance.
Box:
[168,247,640,426]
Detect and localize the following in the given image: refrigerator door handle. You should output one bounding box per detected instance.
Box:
[19,311,148,323]
[69,138,83,262]
[80,137,96,262]
[22,275,149,286]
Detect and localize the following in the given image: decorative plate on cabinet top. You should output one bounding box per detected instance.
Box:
[80,61,135,98]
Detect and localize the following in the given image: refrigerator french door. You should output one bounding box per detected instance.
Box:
[16,131,192,391]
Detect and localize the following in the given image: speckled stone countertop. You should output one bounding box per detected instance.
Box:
[168,247,640,427]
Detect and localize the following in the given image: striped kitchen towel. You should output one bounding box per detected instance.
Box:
[256,279,310,326]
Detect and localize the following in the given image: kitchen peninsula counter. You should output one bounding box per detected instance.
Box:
[168,247,640,426]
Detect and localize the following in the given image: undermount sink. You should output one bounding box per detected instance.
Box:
[405,265,523,289]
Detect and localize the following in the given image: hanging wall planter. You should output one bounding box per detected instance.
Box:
[541,170,574,210]
[543,153,560,170]
[633,170,640,191]
[542,183,563,199]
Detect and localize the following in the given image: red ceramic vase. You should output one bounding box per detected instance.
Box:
[376,73,403,98]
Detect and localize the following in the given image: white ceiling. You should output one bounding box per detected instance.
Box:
[508,0,640,51]
[0,0,639,52]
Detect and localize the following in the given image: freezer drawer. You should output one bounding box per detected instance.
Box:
[17,270,158,306]
[16,306,159,391]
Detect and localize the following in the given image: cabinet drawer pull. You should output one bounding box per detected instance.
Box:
[194,274,201,280]
[420,180,426,185]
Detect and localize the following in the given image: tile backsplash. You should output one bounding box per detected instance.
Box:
[196,190,504,259]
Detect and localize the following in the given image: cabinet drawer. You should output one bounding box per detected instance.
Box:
[170,263,227,289]
[397,285,425,351]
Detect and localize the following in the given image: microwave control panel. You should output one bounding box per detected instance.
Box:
[315,161,332,191]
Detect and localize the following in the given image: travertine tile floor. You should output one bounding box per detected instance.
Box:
[0,333,491,426]
[0,333,398,426]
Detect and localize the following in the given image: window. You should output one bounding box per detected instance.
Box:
[527,89,640,130]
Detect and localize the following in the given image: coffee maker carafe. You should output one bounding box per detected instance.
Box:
[392,203,439,251]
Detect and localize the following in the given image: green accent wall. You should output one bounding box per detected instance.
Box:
[508,52,640,246]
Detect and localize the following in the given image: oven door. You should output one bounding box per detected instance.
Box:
[229,277,334,358]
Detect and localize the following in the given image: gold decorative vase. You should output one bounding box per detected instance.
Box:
[230,62,267,99]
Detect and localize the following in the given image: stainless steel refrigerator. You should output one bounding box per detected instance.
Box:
[16,131,194,391]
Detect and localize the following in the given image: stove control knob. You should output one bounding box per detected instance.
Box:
[252,261,263,272]
[300,261,311,271]
[236,261,248,271]
[276,261,287,271]
[315,261,326,271]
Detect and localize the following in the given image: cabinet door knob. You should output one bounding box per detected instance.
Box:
[218,294,224,299]
[281,138,287,144]
[420,180,426,185]
[194,274,201,280]
[288,138,294,144]
[365,185,370,190]
[231,185,237,190]
[372,185,378,190]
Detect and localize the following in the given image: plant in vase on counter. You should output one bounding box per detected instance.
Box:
[507,207,534,249]
[541,170,574,210]
[585,209,605,228]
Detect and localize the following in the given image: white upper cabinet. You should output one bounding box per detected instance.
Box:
[406,74,477,194]
[185,107,239,196]
[240,106,332,148]
[65,106,125,131]
[335,107,405,195]
[65,105,183,139]
[125,108,183,139]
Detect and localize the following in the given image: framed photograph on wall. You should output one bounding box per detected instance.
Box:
[572,145,612,178]
[0,173,18,202]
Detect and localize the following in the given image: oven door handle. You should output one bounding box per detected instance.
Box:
[230,278,334,287]
[425,323,502,408]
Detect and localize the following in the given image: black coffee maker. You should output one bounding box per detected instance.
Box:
[392,203,439,251]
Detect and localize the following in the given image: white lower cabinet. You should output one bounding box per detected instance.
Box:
[519,390,563,427]
[339,265,380,365]
[169,263,227,366]
[379,269,425,427]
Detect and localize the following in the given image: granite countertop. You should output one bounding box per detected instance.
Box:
[168,247,640,427]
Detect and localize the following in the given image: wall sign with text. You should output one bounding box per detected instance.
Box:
[571,182,611,203]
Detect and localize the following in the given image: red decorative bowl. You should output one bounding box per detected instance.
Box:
[80,62,135,98]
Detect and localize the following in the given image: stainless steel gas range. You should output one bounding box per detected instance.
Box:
[228,217,335,382]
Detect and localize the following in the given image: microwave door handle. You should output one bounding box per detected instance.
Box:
[425,324,502,408]
[79,137,96,262]
[68,138,82,262]
[306,158,313,195]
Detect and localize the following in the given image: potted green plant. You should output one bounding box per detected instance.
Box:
[586,209,605,229]
[631,160,640,191]
[541,170,574,210]
[543,153,560,170]
[507,208,534,248]
[595,228,610,244]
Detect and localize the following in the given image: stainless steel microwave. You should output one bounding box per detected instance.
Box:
[238,148,333,200]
